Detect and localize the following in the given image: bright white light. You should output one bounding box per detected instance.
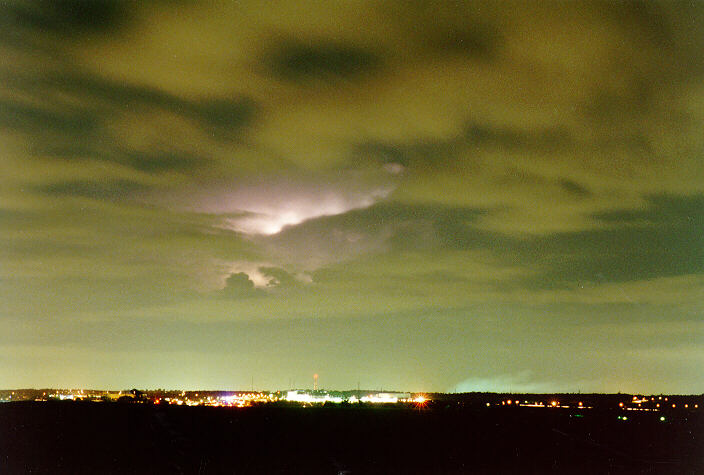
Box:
[361,393,398,404]
[228,210,307,235]
[285,390,343,404]
[222,188,390,235]
[170,178,394,236]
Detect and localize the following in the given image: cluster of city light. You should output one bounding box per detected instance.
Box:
[285,390,344,404]
[153,390,428,406]
[156,392,275,407]
[360,393,399,404]
[43,389,115,401]
[283,390,423,405]
[3,389,700,417]
[0,388,433,406]
[486,394,703,413]
[490,399,592,409]
[616,395,699,413]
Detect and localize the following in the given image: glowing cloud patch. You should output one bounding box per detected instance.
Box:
[224,197,357,235]
[178,176,394,236]
[223,187,391,235]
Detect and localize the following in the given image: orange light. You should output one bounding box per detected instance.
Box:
[413,395,427,404]
[551,401,558,407]
[619,402,624,407]
[507,400,512,405]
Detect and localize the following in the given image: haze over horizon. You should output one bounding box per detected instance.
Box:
[1,0,702,394]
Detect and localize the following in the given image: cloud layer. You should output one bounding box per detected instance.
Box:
[1,0,702,392]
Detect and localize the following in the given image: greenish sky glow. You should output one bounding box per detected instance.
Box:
[1,0,702,392]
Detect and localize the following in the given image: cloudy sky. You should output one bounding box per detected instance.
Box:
[1,0,702,393]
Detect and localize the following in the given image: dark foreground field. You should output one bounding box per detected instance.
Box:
[1,401,702,474]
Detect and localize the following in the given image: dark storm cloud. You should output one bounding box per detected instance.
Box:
[32,142,208,174]
[220,272,258,298]
[383,0,506,64]
[265,201,489,266]
[573,3,704,124]
[37,179,148,201]
[1,71,257,174]
[285,195,701,292]
[7,72,257,137]
[266,39,381,82]
[259,267,301,289]
[5,0,131,37]
[526,224,702,287]
[558,180,592,199]
[352,139,463,171]
[494,194,704,290]
[354,121,574,171]
[0,99,99,136]
[604,0,672,44]
[422,23,500,59]
[603,0,704,74]
[216,267,303,300]
[197,97,257,132]
[346,202,486,226]
[580,84,655,122]
[0,96,101,159]
[121,149,204,173]
[594,194,704,226]
[31,73,257,130]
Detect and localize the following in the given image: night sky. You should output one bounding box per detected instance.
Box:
[1,1,702,393]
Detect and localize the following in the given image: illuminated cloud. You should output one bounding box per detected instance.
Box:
[220,184,392,235]
[219,262,271,290]
[164,175,396,236]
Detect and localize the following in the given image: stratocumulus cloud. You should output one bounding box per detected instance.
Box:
[1,0,703,392]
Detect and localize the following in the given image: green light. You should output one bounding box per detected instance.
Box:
[660,416,666,422]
